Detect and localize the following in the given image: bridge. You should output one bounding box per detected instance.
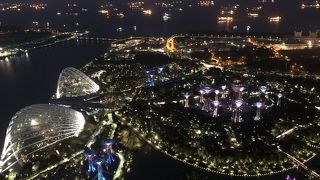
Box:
[77,37,117,41]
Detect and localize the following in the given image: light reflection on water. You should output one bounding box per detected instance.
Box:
[0,52,31,81]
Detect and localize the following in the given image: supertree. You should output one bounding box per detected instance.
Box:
[260,86,267,94]
[101,139,115,164]
[145,70,151,83]
[183,92,191,108]
[149,74,155,86]
[232,100,244,123]
[145,70,155,86]
[221,85,227,98]
[214,90,220,100]
[254,102,263,121]
[239,87,245,98]
[286,174,296,180]
[212,100,219,117]
[201,87,212,112]
[84,149,96,173]
[277,93,283,106]
[259,86,268,106]
[157,66,164,82]
[95,158,106,180]
[232,81,244,99]
[199,89,205,103]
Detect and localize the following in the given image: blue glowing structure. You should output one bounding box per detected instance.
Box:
[102,139,115,164]
[149,74,155,86]
[145,70,155,86]
[157,66,164,82]
[95,158,106,180]
[84,150,96,173]
[145,70,151,83]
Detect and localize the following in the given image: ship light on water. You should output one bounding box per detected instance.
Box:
[143,9,152,15]
[218,16,233,23]
[269,16,281,22]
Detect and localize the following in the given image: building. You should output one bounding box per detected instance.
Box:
[0,104,86,173]
[56,67,100,98]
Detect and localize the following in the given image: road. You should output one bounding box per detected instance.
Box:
[278,148,320,179]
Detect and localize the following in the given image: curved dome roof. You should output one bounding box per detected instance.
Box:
[56,67,100,98]
[0,104,85,173]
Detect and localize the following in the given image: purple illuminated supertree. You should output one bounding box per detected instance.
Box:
[221,85,227,98]
[212,100,219,117]
[101,139,115,164]
[286,174,296,180]
[260,86,268,104]
[214,90,220,100]
[183,92,191,108]
[201,87,212,112]
[232,100,244,123]
[277,93,283,106]
[254,102,263,121]
[84,149,96,173]
[95,158,106,180]
[199,89,205,103]
[240,87,245,97]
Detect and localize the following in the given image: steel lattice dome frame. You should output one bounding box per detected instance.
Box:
[56,67,100,98]
[0,104,85,173]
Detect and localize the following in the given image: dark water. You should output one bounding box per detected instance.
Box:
[1,1,320,38]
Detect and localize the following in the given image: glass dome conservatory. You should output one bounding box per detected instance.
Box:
[0,104,85,173]
[56,67,100,98]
